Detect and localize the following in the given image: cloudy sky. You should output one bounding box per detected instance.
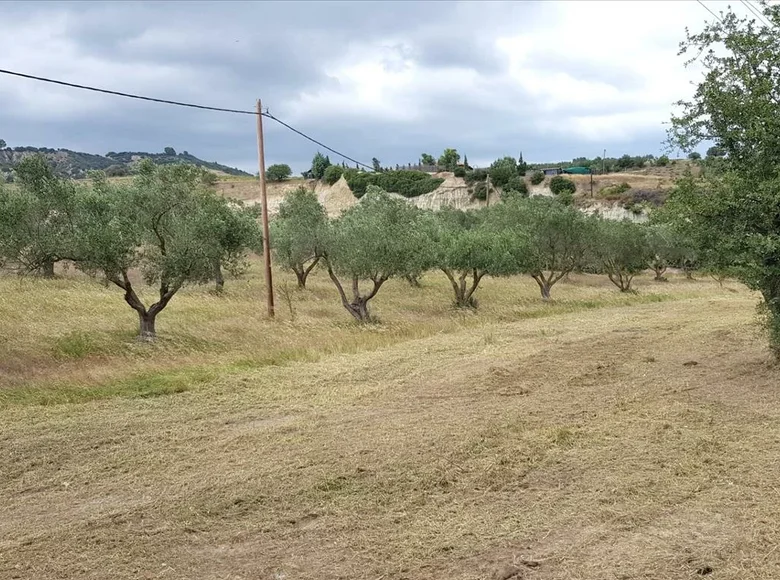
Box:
[0,0,754,174]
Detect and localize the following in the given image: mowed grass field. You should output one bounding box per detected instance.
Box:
[1,263,779,579]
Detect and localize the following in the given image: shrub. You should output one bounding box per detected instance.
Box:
[656,155,670,167]
[631,188,666,206]
[471,182,488,200]
[104,164,129,177]
[464,168,488,185]
[323,164,344,185]
[687,151,702,160]
[556,190,574,206]
[266,164,292,182]
[600,182,631,197]
[201,171,218,186]
[454,166,467,178]
[505,176,528,196]
[549,175,576,196]
[530,170,545,185]
[343,169,443,198]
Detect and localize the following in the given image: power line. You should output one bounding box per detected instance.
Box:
[743,0,773,30]
[0,67,373,170]
[741,0,773,27]
[696,0,723,22]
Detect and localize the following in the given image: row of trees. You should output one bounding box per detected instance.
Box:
[0,156,262,340]
[272,185,706,320]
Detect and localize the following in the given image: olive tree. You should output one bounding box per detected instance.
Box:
[491,198,589,300]
[323,185,430,322]
[589,219,649,292]
[666,2,780,355]
[270,186,327,289]
[433,206,526,308]
[0,154,79,277]
[195,194,263,293]
[265,164,292,182]
[645,223,678,281]
[72,161,258,340]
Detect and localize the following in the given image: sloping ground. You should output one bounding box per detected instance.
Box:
[217,169,669,220]
[2,289,779,579]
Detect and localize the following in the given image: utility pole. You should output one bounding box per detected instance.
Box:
[590,170,594,197]
[485,172,491,207]
[602,149,606,174]
[256,99,274,318]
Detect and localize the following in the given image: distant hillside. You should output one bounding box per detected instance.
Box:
[0,146,252,180]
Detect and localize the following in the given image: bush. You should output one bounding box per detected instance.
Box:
[505,176,528,196]
[323,164,344,185]
[687,151,702,160]
[454,166,467,178]
[599,182,631,198]
[631,188,666,206]
[266,164,292,182]
[104,164,129,177]
[471,182,488,200]
[656,155,670,167]
[549,175,576,196]
[201,171,218,186]
[464,168,488,185]
[530,170,545,185]
[343,169,443,198]
[556,190,574,206]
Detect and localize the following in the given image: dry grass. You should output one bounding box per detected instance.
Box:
[1,265,779,579]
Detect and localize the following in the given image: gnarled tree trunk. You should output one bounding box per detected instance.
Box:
[108,271,180,341]
[325,262,386,322]
[292,256,320,289]
[214,260,224,293]
[531,270,567,301]
[139,312,157,341]
[404,274,422,288]
[650,259,667,281]
[607,271,635,292]
[761,279,780,360]
[39,260,55,279]
[442,268,483,308]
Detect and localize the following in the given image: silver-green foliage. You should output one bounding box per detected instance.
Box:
[270,186,327,288]
[323,185,431,321]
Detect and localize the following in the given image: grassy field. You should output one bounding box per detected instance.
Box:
[1,264,779,579]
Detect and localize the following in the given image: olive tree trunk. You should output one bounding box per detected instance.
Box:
[761,279,780,360]
[326,262,386,323]
[651,260,667,281]
[607,271,635,292]
[442,268,483,308]
[109,271,180,341]
[214,260,225,293]
[292,256,320,289]
[404,274,422,288]
[138,312,157,341]
[531,270,568,301]
[39,260,55,278]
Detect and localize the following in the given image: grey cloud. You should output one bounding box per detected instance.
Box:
[0,0,675,177]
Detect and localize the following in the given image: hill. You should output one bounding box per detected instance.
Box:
[0,145,252,180]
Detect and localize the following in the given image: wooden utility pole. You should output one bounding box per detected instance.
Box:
[590,171,594,197]
[256,99,274,318]
[602,149,606,174]
[485,172,491,207]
